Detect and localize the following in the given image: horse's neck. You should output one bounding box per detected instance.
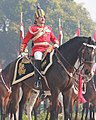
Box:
[60,44,79,66]
[2,67,12,86]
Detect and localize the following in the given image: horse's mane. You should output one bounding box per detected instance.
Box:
[62,36,89,47]
[59,37,85,53]
[59,36,95,53]
[57,36,95,68]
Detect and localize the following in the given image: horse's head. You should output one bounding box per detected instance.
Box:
[78,37,96,80]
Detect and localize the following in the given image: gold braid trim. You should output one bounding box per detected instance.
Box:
[29,26,51,42]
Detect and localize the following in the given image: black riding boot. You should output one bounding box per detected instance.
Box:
[34,60,42,89]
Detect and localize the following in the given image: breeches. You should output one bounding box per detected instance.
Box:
[34,51,43,60]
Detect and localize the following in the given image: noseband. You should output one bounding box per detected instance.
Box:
[78,44,94,68]
[76,44,95,81]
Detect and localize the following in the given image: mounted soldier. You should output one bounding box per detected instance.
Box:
[20,4,59,89]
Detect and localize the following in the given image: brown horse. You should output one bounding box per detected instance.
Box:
[89,103,96,120]
[81,75,96,120]
[7,84,21,120]
[0,69,12,120]
[19,37,96,120]
[71,73,96,120]
[0,37,96,120]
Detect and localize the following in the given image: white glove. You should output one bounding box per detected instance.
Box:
[54,44,59,48]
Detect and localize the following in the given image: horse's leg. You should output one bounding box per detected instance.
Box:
[49,90,59,120]
[26,90,39,120]
[8,84,20,120]
[74,100,79,120]
[94,111,96,120]
[58,92,64,120]
[13,113,17,120]
[71,98,75,119]
[8,109,19,120]
[93,110,94,120]
[85,103,89,120]
[33,108,38,120]
[81,103,85,120]
[10,113,13,120]
[45,108,50,120]
[8,113,15,120]
[19,84,32,120]
[63,88,72,120]
[89,104,93,120]
[1,98,6,120]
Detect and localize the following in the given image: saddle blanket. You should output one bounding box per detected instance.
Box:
[12,51,54,85]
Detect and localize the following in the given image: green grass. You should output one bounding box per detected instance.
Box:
[0,112,86,120]
[22,112,82,120]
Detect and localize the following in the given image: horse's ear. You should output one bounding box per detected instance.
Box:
[88,37,92,43]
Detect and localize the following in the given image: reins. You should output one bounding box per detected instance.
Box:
[24,56,50,89]
[54,47,86,81]
[78,43,95,65]
[0,72,11,93]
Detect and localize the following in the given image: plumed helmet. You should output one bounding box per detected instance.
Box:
[35,4,45,18]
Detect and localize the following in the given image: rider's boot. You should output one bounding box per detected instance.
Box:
[34,60,42,89]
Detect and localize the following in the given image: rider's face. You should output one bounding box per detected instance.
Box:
[36,16,45,25]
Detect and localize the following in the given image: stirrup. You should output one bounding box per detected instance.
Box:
[34,81,42,89]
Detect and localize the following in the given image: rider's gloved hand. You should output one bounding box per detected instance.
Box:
[21,52,27,57]
[19,47,29,57]
[54,44,59,48]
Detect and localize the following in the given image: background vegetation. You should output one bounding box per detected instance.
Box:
[0,0,95,68]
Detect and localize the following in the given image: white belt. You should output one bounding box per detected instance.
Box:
[34,42,49,46]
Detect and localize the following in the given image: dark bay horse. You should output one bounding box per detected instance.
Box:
[20,36,96,120]
[81,75,96,120]
[0,36,96,120]
[0,70,12,120]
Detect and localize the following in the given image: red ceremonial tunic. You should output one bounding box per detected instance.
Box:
[21,25,59,56]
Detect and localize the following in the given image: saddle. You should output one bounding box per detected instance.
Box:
[12,49,54,85]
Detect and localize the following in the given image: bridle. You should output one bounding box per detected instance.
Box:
[78,44,95,66]
[77,43,95,79]
[54,43,95,81]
